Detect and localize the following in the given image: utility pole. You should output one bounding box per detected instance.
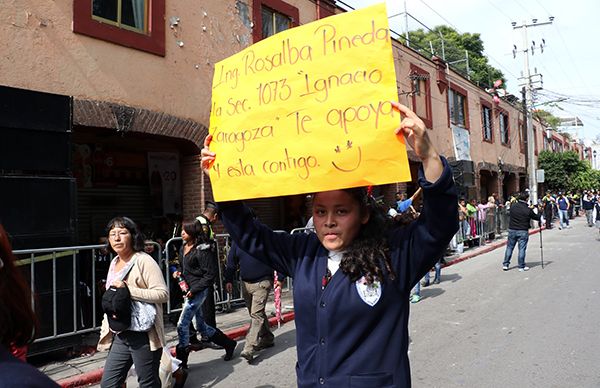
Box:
[512,17,553,205]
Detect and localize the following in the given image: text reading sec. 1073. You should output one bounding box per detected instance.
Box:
[256,79,292,106]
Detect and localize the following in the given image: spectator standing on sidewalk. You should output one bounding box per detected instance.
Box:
[502,191,541,272]
[201,102,458,387]
[0,224,60,387]
[556,192,570,230]
[582,191,595,227]
[458,198,470,239]
[395,188,422,213]
[466,199,478,239]
[225,240,285,362]
[542,192,555,230]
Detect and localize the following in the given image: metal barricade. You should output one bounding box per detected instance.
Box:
[13,244,107,344]
[13,242,164,348]
[215,231,293,308]
[449,206,512,254]
[164,231,292,315]
[290,227,315,234]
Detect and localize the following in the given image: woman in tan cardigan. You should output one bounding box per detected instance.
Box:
[98,217,169,388]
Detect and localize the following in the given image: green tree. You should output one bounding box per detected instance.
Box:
[570,168,600,191]
[533,109,561,130]
[538,150,588,191]
[401,25,505,89]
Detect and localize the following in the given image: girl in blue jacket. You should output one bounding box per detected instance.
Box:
[201,102,458,387]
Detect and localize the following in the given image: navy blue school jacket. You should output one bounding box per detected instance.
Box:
[224,242,286,284]
[220,157,458,388]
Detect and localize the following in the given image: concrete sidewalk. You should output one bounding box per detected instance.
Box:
[42,225,550,387]
[43,292,296,388]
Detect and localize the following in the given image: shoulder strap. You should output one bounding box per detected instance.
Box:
[118,256,138,282]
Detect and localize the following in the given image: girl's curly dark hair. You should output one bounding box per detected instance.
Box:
[335,188,397,285]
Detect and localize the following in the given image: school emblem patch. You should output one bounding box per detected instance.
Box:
[355,277,382,307]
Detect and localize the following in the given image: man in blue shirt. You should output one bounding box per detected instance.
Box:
[556,192,570,230]
[395,187,422,213]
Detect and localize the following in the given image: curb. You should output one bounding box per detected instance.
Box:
[443,227,543,268]
[57,227,545,387]
[57,311,296,388]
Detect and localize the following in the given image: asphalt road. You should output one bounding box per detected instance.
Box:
[115,217,600,387]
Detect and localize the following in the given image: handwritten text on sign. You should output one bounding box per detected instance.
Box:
[208,3,411,201]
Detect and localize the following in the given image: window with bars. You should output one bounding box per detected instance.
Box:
[499,112,510,145]
[482,105,493,141]
[449,88,467,128]
[410,66,432,129]
[261,6,292,38]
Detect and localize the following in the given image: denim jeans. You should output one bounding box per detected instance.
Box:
[503,229,529,268]
[424,260,442,283]
[558,209,569,228]
[412,279,421,297]
[177,288,216,347]
[585,209,594,226]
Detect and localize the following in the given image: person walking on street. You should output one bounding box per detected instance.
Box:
[225,241,285,362]
[556,192,570,230]
[99,217,169,388]
[502,191,541,272]
[195,201,219,330]
[173,220,236,368]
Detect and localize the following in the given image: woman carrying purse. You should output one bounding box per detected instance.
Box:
[98,217,169,388]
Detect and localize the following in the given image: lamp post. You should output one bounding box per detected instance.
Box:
[594,150,597,170]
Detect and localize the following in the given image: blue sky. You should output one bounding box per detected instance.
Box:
[344,0,600,141]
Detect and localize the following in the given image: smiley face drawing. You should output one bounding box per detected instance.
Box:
[331,140,362,172]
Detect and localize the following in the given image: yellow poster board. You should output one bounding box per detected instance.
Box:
[208,3,411,201]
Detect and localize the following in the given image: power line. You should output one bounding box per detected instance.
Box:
[485,0,513,23]
[416,0,520,82]
[511,0,535,19]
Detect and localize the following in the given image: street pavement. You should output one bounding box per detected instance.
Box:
[44,216,600,387]
[409,216,600,387]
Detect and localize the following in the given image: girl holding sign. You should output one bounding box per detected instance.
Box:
[201,102,458,387]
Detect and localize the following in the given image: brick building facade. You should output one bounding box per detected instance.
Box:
[0,0,590,246]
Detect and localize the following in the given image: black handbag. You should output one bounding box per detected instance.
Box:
[101,259,136,332]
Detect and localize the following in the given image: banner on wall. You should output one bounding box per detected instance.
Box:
[451,125,472,161]
[208,3,411,201]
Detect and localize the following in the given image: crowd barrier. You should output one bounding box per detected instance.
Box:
[13,231,300,350]
[19,212,522,350]
[450,207,509,253]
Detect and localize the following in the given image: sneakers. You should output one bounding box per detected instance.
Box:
[240,349,254,363]
[433,278,441,285]
[421,280,430,287]
[502,265,509,271]
[518,266,530,272]
[410,294,421,303]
